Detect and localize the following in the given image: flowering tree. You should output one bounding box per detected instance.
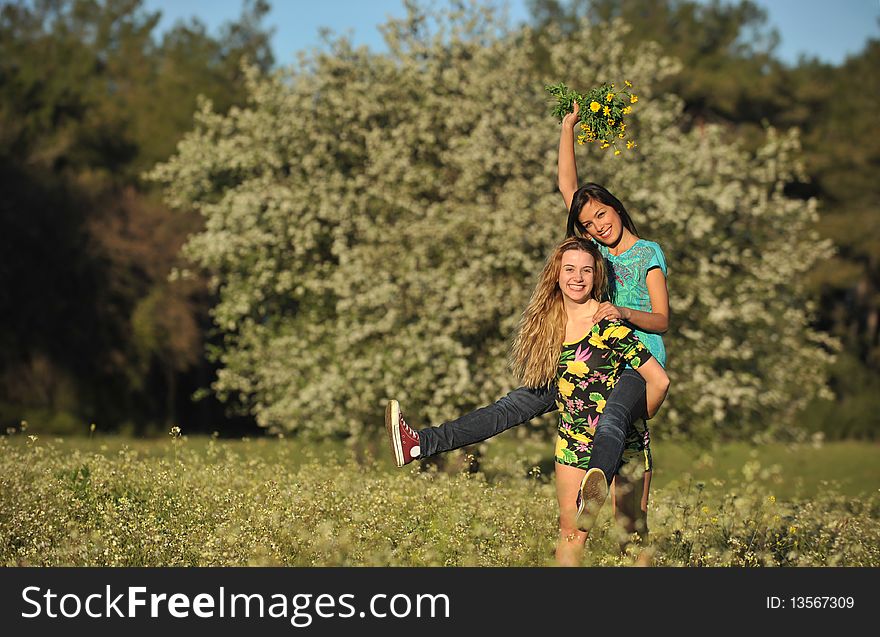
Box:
[149,5,833,439]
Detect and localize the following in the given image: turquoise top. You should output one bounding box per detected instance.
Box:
[597,239,667,367]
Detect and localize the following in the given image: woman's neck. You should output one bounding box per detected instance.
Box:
[608,228,638,256]
[563,297,599,323]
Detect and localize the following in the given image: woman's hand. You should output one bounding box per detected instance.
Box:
[592,302,626,324]
[561,100,580,129]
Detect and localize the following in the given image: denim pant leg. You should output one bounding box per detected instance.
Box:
[587,369,648,484]
[417,386,557,458]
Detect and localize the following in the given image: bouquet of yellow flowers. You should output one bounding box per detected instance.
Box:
[546,81,638,155]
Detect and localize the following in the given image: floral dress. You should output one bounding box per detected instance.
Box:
[554,318,654,470]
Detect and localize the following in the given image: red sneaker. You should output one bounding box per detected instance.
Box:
[385,400,421,467]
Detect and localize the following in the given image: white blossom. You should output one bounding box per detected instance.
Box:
[148,8,834,439]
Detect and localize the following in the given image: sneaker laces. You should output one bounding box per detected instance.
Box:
[399,412,417,438]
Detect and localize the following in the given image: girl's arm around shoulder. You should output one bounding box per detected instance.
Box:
[595,272,669,334]
[640,268,669,333]
[643,241,669,333]
[616,241,669,334]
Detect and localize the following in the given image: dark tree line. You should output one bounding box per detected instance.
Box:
[1,0,273,434]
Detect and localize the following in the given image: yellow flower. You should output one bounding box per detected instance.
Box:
[789,525,798,534]
[555,437,568,456]
[602,324,631,341]
[603,105,611,116]
[619,123,626,131]
[626,140,636,149]
[630,94,639,103]
[618,133,625,139]
[588,332,609,349]
[589,101,601,112]
[711,516,719,525]
[702,506,710,514]
[768,495,776,504]
[558,377,575,397]
[625,80,632,88]
[614,150,621,155]
[605,92,615,102]
[622,106,632,115]
[566,361,590,377]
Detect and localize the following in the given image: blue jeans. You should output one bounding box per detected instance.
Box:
[417,386,557,458]
[587,369,648,485]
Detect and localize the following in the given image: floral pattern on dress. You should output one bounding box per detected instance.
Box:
[554,318,653,469]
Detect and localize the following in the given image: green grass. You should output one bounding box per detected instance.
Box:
[2,433,878,566]
[477,433,880,500]
[40,433,880,499]
[649,439,880,500]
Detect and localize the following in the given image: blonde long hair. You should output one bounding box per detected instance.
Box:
[510,237,608,387]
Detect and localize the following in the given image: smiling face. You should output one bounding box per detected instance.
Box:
[557,248,596,304]
[577,197,624,246]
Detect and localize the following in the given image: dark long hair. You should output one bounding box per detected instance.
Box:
[566,183,639,239]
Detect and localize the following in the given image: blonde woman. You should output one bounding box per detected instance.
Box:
[387,237,669,565]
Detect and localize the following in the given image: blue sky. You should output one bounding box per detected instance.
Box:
[144,0,880,66]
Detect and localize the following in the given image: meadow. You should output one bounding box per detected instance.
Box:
[2,431,878,567]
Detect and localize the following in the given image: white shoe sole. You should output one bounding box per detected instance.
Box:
[385,400,404,467]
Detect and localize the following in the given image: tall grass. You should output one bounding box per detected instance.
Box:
[2,435,878,566]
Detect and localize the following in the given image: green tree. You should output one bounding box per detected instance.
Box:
[150,4,832,440]
[528,0,783,129]
[788,40,880,439]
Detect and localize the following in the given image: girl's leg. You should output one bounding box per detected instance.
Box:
[555,462,588,566]
[641,470,653,514]
[612,467,650,553]
[416,386,556,458]
[587,369,647,485]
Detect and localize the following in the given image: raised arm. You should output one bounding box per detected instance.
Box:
[558,101,580,211]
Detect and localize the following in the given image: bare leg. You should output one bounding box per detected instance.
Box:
[612,467,650,553]
[555,462,588,566]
